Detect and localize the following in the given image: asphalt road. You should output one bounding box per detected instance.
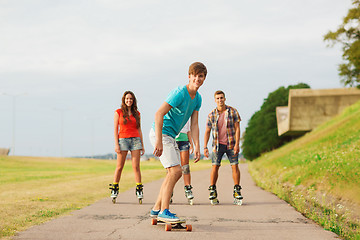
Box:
[13,163,339,240]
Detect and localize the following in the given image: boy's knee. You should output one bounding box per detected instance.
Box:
[181,164,190,174]
[212,165,220,170]
[231,164,240,170]
[171,166,182,178]
[176,167,182,177]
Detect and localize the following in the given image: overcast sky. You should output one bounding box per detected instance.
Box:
[0,0,352,157]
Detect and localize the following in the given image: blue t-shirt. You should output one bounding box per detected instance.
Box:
[153,85,202,138]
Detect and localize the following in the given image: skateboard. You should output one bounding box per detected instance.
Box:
[151,218,192,231]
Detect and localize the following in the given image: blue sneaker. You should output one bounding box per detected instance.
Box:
[157,209,179,222]
[150,209,160,217]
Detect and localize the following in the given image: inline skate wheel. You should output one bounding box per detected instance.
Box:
[210,199,219,205]
[234,199,242,205]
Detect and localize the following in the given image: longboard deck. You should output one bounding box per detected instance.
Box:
[157,219,185,224]
[151,218,192,231]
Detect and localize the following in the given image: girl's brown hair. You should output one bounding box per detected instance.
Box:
[121,91,140,128]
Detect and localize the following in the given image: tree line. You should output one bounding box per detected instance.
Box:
[241,83,310,160]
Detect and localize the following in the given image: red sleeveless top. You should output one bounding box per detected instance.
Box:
[116,109,140,138]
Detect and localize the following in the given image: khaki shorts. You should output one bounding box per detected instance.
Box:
[149,128,180,168]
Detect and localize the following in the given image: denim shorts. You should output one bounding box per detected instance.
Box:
[176,141,190,152]
[118,137,142,151]
[149,128,180,169]
[211,144,239,166]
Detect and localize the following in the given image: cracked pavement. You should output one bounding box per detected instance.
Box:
[13,164,339,240]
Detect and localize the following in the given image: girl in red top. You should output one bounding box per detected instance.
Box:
[109,91,145,204]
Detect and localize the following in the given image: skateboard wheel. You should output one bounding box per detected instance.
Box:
[151,218,157,225]
[165,224,172,231]
[186,224,192,231]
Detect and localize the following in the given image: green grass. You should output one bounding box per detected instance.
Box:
[248,100,360,240]
[0,156,212,239]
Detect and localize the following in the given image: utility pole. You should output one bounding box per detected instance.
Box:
[2,93,27,155]
[84,116,98,158]
[53,108,67,158]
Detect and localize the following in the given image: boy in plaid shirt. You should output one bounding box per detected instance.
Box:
[204,90,243,205]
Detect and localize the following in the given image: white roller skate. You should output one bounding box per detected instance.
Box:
[208,185,219,205]
[109,183,119,204]
[233,185,243,205]
[184,185,194,205]
[136,184,143,204]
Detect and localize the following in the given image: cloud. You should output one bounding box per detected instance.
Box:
[0,0,352,156]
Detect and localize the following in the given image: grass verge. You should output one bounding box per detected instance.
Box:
[248,100,360,240]
[0,156,211,239]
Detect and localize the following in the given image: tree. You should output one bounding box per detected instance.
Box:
[241,83,310,160]
[324,0,360,88]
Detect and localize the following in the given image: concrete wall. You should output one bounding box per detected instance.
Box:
[0,148,10,155]
[277,88,360,136]
[276,106,289,136]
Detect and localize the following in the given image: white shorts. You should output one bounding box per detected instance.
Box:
[149,128,180,169]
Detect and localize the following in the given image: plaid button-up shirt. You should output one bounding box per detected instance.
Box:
[206,105,241,152]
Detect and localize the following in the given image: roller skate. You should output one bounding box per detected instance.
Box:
[184,185,194,205]
[136,184,144,204]
[208,185,219,205]
[109,183,119,204]
[233,185,243,205]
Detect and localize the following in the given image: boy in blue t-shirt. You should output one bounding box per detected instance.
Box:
[149,62,207,221]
